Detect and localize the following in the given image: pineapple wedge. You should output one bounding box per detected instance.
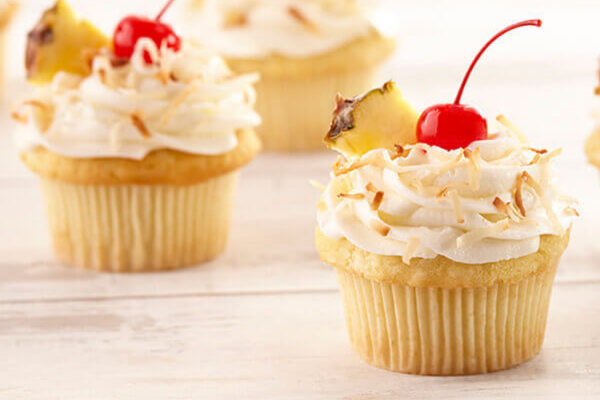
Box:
[25,0,108,84]
[325,81,419,158]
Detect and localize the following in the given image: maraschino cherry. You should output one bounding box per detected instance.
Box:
[416,19,542,150]
[113,0,181,62]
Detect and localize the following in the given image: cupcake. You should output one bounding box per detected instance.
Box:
[12,1,261,272]
[315,21,578,375]
[585,63,600,169]
[0,1,17,87]
[187,0,395,151]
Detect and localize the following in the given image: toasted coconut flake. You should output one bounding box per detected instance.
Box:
[564,206,580,216]
[369,191,384,211]
[464,147,481,190]
[457,219,511,248]
[493,197,508,214]
[160,85,199,126]
[493,197,523,221]
[514,173,527,217]
[507,202,525,221]
[369,219,390,237]
[435,182,469,201]
[527,154,541,166]
[130,112,152,138]
[496,114,529,144]
[338,193,365,200]
[333,157,371,177]
[522,172,563,233]
[526,147,548,155]
[446,189,465,224]
[402,238,420,265]
[539,148,562,163]
[288,6,318,32]
[365,182,377,193]
[309,180,326,192]
[11,111,28,124]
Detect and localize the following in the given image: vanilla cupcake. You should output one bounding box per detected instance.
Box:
[315,20,577,375]
[187,0,395,151]
[0,1,17,88]
[317,101,577,374]
[13,1,261,272]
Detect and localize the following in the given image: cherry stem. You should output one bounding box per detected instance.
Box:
[156,0,177,21]
[453,19,542,105]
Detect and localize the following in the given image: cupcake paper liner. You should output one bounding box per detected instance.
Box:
[254,68,376,152]
[335,259,559,375]
[40,172,239,272]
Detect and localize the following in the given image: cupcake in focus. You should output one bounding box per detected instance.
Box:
[0,1,17,89]
[315,21,578,375]
[187,0,395,151]
[13,1,261,272]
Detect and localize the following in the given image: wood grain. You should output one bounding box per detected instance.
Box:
[1,282,599,399]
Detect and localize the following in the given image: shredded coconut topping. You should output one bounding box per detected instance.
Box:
[317,122,577,264]
[14,39,261,160]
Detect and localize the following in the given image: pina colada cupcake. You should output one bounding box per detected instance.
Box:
[13,1,261,272]
[188,0,395,151]
[316,20,578,375]
[585,64,600,169]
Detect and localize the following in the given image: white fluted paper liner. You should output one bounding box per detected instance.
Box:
[335,260,559,375]
[40,172,239,272]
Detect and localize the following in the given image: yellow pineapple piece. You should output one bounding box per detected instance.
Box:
[25,0,108,84]
[325,81,419,158]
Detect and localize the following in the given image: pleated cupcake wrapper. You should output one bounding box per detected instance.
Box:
[254,68,376,152]
[336,260,559,375]
[40,172,239,272]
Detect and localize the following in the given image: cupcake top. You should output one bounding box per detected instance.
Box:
[15,40,260,160]
[317,21,577,266]
[13,0,261,160]
[188,0,386,58]
[318,126,577,265]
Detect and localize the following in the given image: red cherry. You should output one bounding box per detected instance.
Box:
[417,104,487,150]
[112,0,181,63]
[416,19,542,151]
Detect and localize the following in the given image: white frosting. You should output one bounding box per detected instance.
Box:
[15,39,261,160]
[188,0,384,58]
[317,131,577,264]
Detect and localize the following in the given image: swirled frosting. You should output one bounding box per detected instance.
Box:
[14,39,261,160]
[187,0,386,58]
[317,129,578,264]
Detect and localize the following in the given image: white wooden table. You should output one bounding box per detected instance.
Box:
[2,1,600,399]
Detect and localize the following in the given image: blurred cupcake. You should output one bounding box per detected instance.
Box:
[585,64,600,169]
[13,1,261,272]
[315,80,578,374]
[187,0,395,151]
[0,1,17,88]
